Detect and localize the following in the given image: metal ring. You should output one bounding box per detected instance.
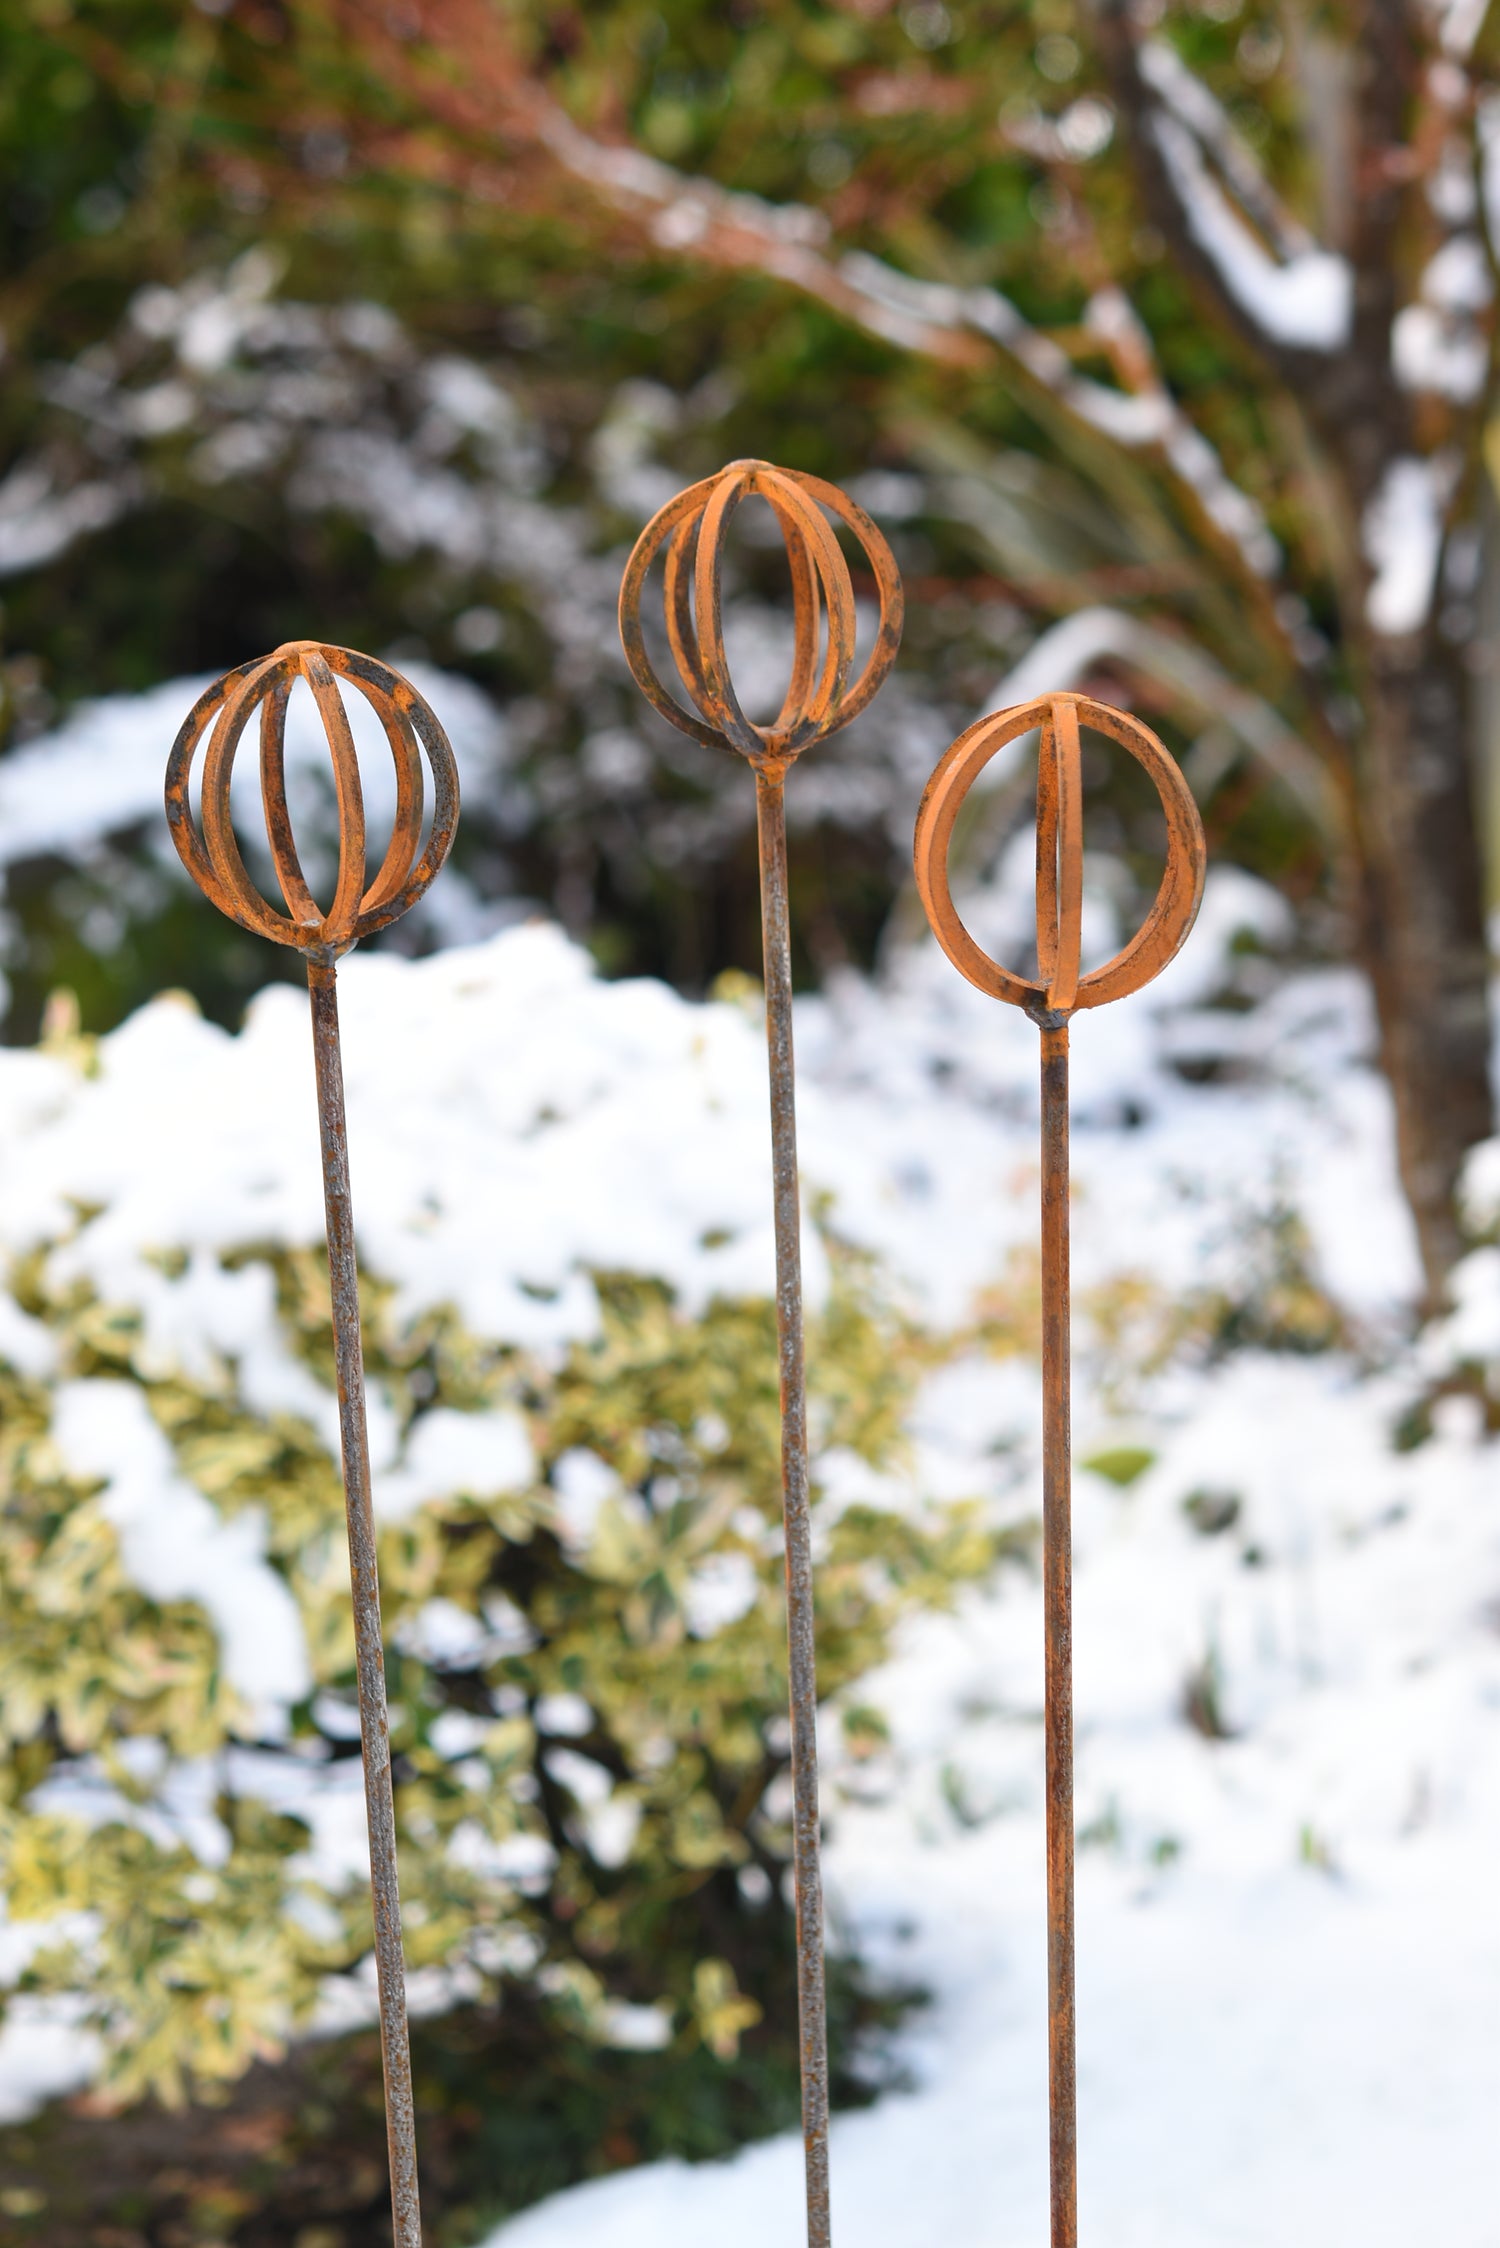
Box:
[913,691,1207,1016]
[164,641,460,960]
[618,458,904,772]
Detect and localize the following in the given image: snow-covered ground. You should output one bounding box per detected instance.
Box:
[487,1355,1500,2247]
[1,810,1497,2235]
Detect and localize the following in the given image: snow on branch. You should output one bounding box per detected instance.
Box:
[548,80,1278,574]
[838,254,1277,573]
[1436,0,1493,59]
[339,0,1279,584]
[1362,454,1458,636]
[1150,111,1353,352]
[1140,39,1318,263]
[1080,286,1279,572]
[1476,92,1500,259]
[0,462,137,578]
[1392,236,1492,401]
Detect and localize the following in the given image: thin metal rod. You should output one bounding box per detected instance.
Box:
[915,692,1205,2248]
[755,769,831,2248]
[1040,1018,1077,2248]
[308,958,423,2248]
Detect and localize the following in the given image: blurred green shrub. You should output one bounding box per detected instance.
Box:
[0,1239,999,2117]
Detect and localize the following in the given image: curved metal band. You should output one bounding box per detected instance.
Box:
[913,692,1207,1015]
[165,641,460,958]
[618,458,904,770]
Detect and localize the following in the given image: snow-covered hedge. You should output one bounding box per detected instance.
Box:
[7,878,1497,2248]
[0,926,998,2108]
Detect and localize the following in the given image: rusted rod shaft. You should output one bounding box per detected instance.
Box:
[308,958,423,2248]
[1039,1019,1077,2248]
[755,770,831,2248]
[165,645,456,2244]
[915,692,1206,2248]
[619,464,901,2246]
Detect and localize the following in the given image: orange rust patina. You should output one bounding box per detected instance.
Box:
[166,642,459,2248]
[915,692,1206,2248]
[164,639,458,959]
[620,463,903,2248]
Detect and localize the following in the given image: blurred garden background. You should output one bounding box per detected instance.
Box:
[1,1,1499,2242]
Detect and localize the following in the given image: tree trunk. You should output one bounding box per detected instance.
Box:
[1351,634,1492,1301]
[1089,0,1494,1301]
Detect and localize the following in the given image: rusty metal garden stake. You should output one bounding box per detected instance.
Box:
[165,641,459,2248]
[620,463,903,2247]
[913,692,1206,2248]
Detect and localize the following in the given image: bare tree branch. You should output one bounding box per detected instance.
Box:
[1138,36,1322,261]
[335,0,1280,589]
[1090,0,1349,390]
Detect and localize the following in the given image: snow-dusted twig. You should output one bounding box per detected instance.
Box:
[1148,113,1353,353]
[1138,37,1320,263]
[336,0,1280,585]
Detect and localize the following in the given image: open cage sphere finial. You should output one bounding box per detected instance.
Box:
[165,640,459,960]
[618,458,904,773]
[914,691,1207,1020]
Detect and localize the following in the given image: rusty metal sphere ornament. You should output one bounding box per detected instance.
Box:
[913,687,1206,2248]
[914,690,1206,1020]
[617,458,904,771]
[164,636,458,2248]
[618,459,904,2248]
[165,640,459,958]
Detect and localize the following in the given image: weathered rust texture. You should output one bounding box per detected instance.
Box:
[1039,1013,1075,2245]
[619,463,903,2248]
[914,692,1206,2248]
[165,640,459,2248]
